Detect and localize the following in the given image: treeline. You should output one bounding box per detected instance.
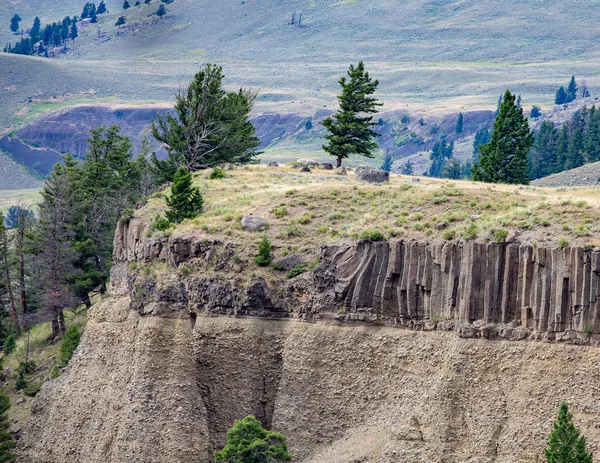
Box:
[529,105,600,179]
[3,1,109,56]
[0,128,156,340]
[4,16,78,56]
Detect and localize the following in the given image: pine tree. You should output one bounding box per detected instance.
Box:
[10,14,21,33]
[322,62,382,167]
[0,392,15,462]
[380,151,393,172]
[545,402,592,463]
[123,0,131,9]
[401,160,414,175]
[156,4,166,17]
[443,159,463,179]
[90,4,97,24]
[566,76,578,103]
[165,167,203,224]
[516,94,522,110]
[214,415,291,463]
[152,64,260,178]
[495,93,503,116]
[529,120,559,180]
[471,90,533,184]
[455,112,463,134]
[30,17,41,43]
[530,106,542,118]
[555,86,568,105]
[70,22,78,40]
[473,126,491,159]
[585,105,600,162]
[97,0,108,14]
[0,214,20,335]
[556,124,569,172]
[115,16,126,26]
[429,137,453,178]
[254,236,273,266]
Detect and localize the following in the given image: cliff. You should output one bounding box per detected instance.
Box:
[16,214,600,463]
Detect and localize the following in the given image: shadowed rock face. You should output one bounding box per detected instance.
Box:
[17,219,600,462]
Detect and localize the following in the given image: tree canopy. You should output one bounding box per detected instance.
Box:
[152,63,260,179]
[214,415,291,463]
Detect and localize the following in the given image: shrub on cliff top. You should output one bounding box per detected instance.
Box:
[254,235,273,267]
[214,415,291,463]
[166,167,204,224]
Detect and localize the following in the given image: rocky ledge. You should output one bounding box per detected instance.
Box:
[112,218,600,344]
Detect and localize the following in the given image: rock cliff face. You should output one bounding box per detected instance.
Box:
[17,219,600,462]
[112,218,600,343]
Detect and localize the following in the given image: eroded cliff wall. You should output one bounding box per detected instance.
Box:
[17,220,600,462]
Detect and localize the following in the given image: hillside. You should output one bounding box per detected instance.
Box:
[4,0,600,132]
[15,165,600,462]
[532,161,600,188]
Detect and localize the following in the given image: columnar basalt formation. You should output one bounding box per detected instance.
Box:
[111,218,600,344]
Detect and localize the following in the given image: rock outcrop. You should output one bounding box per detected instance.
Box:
[111,219,600,343]
[17,219,600,462]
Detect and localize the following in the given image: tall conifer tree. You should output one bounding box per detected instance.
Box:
[471,90,533,184]
[545,402,592,463]
[322,62,381,167]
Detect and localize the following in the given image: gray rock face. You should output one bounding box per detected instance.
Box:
[113,218,600,345]
[267,162,279,167]
[240,216,269,231]
[355,166,389,183]
[333,166,347,175]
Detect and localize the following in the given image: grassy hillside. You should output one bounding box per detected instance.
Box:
[3,0,600,134]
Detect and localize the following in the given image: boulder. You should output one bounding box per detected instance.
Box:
[267,162,279,167]
[355,166,389,183]
[297,158,318,167]
[299,166,311,173]
[333,167,347,175]
[319,163,334,170]
[273,255,305,271]
[241,216,269,231]
[219,163,235,170]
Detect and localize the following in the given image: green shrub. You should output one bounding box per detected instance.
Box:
[573,225,590,237]
[2,335,16,356]
[442,229,456,240]
[15,369,26,391]
[23,383,41,397]
[462,222,478,240]
[280,224,303,238]
[431,195,449,204]
[298,214,311,224]
[287,264,308,278]
[60,326,81,364]
[166,167,204,223]
[492,228,509,243]
[208,167,227,179]
[285,189,298,197]
[254,235,273,267]
[154,216,173,231]
[359,229,385,241]
[272,206,288,218]
[557,237,569,248]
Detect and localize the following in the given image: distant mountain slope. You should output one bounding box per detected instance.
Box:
[531,162,600,188]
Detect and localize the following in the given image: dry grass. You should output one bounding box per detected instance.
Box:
[142,166,600,264]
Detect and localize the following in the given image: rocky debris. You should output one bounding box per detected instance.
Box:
[268,161,279,167]
[319,163,334,170]
[355,166,389,183]
[333,166,347,175]
[436,222,447,230]
[411,178,420,183]
[240,216,269,231]
[219,163,235,170]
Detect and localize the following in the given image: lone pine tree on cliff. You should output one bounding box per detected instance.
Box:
[322,61,382,167]
[545,402,592,463]
[471,89,533,184]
